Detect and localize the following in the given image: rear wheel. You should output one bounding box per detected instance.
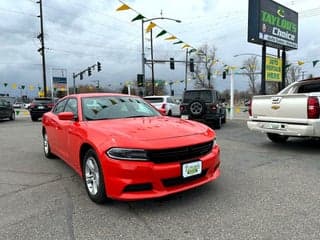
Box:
[9,111,15,121]
[267,133,288,143]
[43,131,55,158]
[214,117,222,129]
[83,149,108,204]
[31,116,38,121]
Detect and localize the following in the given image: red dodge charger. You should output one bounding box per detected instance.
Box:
[42,93,220,203]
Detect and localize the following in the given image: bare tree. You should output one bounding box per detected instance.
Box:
[285,64,301,86]
[191,44,218,89]
[241,56,260,94]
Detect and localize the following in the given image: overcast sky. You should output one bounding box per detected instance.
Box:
[0,0,319,97]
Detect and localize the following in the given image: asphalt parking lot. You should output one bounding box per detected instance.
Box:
[1,116,320,240]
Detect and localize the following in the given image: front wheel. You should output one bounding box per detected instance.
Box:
[83,149,108,204]
[267,133,288,143]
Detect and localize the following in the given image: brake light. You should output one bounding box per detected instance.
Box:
[307,96,319,119]
[161,103,166,109]
[248,99,252,116]
[211,105,217,110]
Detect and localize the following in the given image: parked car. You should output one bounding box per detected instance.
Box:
[0,98,15,120]
[29,97,56,121]
[13,101,24,109]
[180,89,227,129]
[42,93,221,203]
[143,95,180,116]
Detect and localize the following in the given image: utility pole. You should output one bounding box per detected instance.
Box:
[37,0,47,97]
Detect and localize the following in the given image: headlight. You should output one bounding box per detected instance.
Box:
[106,148,148,161]
[213,137,217,147]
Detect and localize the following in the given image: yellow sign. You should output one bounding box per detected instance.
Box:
[266,56,282,82]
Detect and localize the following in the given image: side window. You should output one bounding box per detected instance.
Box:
[53,99,67,114]
[64,98,78,116]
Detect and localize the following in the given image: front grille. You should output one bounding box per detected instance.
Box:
[162,169,208,187]
[147,141,213,163]
[123,183,153,192]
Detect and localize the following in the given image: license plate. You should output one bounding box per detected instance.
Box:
[38,106,44,109]
[182,161,202,178]
[181,115,189,120]
[264,123,281,129]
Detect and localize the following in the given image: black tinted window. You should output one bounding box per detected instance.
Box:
[298,83,320,93]
[183,90,214,103]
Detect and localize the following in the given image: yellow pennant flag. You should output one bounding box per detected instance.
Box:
[12,83,17,89]
[297,60,304,65]
[116,4,130,11]
[165,35,176,40]
[182,44,190,49]
[146,22,156,33]
[29,85,34,91]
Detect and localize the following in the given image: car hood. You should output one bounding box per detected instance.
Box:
[85,116,214,149]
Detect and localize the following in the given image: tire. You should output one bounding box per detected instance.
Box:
[267,133,288,143]
[189,100,206,117]
[214,117,222,129]
[221,114,226,124]
[9,111,15,121]
[31,116,38,121]
[167,110,172,116]
[83,149,108,204]
[43,131,55,158]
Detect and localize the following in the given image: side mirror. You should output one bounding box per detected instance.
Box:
[58,112,75,121]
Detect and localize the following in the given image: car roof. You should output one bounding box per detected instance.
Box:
[144,95,170,98]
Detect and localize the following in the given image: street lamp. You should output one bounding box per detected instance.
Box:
[141,17,181,95]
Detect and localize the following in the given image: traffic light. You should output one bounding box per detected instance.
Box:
[170,58,175,70]
[97,61,101,72]
[189,58,194,72]
[137,74,144,87]
[88,67,91,76]
[222,71,226,79]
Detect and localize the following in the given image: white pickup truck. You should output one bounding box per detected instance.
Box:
[247,77,320,142]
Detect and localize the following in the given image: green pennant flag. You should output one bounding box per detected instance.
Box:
[156,30,167,38]
[285,64,292,69]
[131,14,145,22]
[173,40,183,44]
[4,83,8,87]
[21,85,25,89]
[38,86,41,90]
[189,49,197,53]
[312,60,319,67]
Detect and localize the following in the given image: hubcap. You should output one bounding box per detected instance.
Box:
[43,134,49,154]
[85,157,100,195]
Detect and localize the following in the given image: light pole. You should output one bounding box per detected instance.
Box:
[141,17,181,95]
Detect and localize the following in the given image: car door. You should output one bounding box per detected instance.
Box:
[47,98,68,157]
[167,97,180,116]
[55,98,79,164]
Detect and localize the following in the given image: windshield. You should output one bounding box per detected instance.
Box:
[82,96,160,120]
[183,90,214,103]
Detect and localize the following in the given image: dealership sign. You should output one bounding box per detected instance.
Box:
[248,0,298,50]
[52,77,67,91]
[265,56,282,82]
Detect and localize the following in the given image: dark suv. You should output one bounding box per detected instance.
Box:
[180,89,226,129]
[0,98,15,121]
[29,97,56,121]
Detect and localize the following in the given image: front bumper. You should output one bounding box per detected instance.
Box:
[100,145,220,200]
